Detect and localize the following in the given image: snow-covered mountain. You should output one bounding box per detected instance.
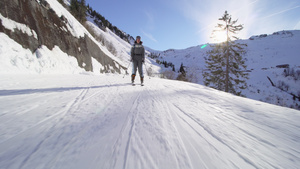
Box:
[149,30,300,110]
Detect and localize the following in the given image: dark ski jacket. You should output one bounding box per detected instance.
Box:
[131,41,145,62]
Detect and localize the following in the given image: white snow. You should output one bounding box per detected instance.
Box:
[0,14,38,39]
[46,0,85,39]
[0,74,299,169]
[46,0,133,70]
[0,33,85,74]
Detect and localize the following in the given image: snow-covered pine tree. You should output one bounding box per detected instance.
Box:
[203,11,248,96]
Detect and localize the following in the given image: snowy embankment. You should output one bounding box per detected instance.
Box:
[0,74,299,169]
[0,33,86,74]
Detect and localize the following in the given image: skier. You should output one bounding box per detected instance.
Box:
[130,36,145,85]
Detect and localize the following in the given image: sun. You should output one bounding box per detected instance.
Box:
[213,30,228,43]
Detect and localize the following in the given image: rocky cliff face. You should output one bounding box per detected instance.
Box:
[0,0,125,73]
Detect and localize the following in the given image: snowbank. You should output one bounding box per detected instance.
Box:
[0,33,85,74]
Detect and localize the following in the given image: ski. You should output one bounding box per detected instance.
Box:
[131,79,143,86]
[131,83,144,86]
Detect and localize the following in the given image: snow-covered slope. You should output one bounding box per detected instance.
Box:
[151,30,300,109]
[0,0,132,74]
[0,74,299,169]
[0,33,86,74]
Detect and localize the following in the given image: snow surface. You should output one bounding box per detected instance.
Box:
[0,33,85,75]
[0,74,299,169]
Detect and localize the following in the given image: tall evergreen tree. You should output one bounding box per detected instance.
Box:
[70,0,79,15]
[203,11,248,96]
[78,0,87,22]
[70,0,87,23]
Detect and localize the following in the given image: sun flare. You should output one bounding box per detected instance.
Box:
[213,30,228,43]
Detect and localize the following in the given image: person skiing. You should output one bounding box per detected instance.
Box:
[130,36,145,84]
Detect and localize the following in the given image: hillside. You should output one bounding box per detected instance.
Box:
[0,0,126,74]
[150,30,300,109]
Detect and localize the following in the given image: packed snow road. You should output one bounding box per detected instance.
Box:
[0,74,299,169]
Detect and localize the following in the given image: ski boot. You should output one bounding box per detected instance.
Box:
[131,74,136,85]
[141,76,144,86]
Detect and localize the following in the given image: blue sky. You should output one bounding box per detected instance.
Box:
[85,0,300,51]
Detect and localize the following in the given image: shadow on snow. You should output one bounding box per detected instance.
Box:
[0,83,132,96]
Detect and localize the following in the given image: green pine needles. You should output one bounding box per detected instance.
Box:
[70,0,87,23]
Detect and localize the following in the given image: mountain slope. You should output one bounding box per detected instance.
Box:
[0,74,299,169]
[150,30,300,109]
[0,0,126,73]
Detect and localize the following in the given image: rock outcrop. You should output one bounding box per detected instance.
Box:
[0,0,125,73]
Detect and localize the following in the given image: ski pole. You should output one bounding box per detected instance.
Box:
[123,62,131,78]
[143,62,151,79]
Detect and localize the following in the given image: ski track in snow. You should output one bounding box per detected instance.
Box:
[0,74,299,169]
